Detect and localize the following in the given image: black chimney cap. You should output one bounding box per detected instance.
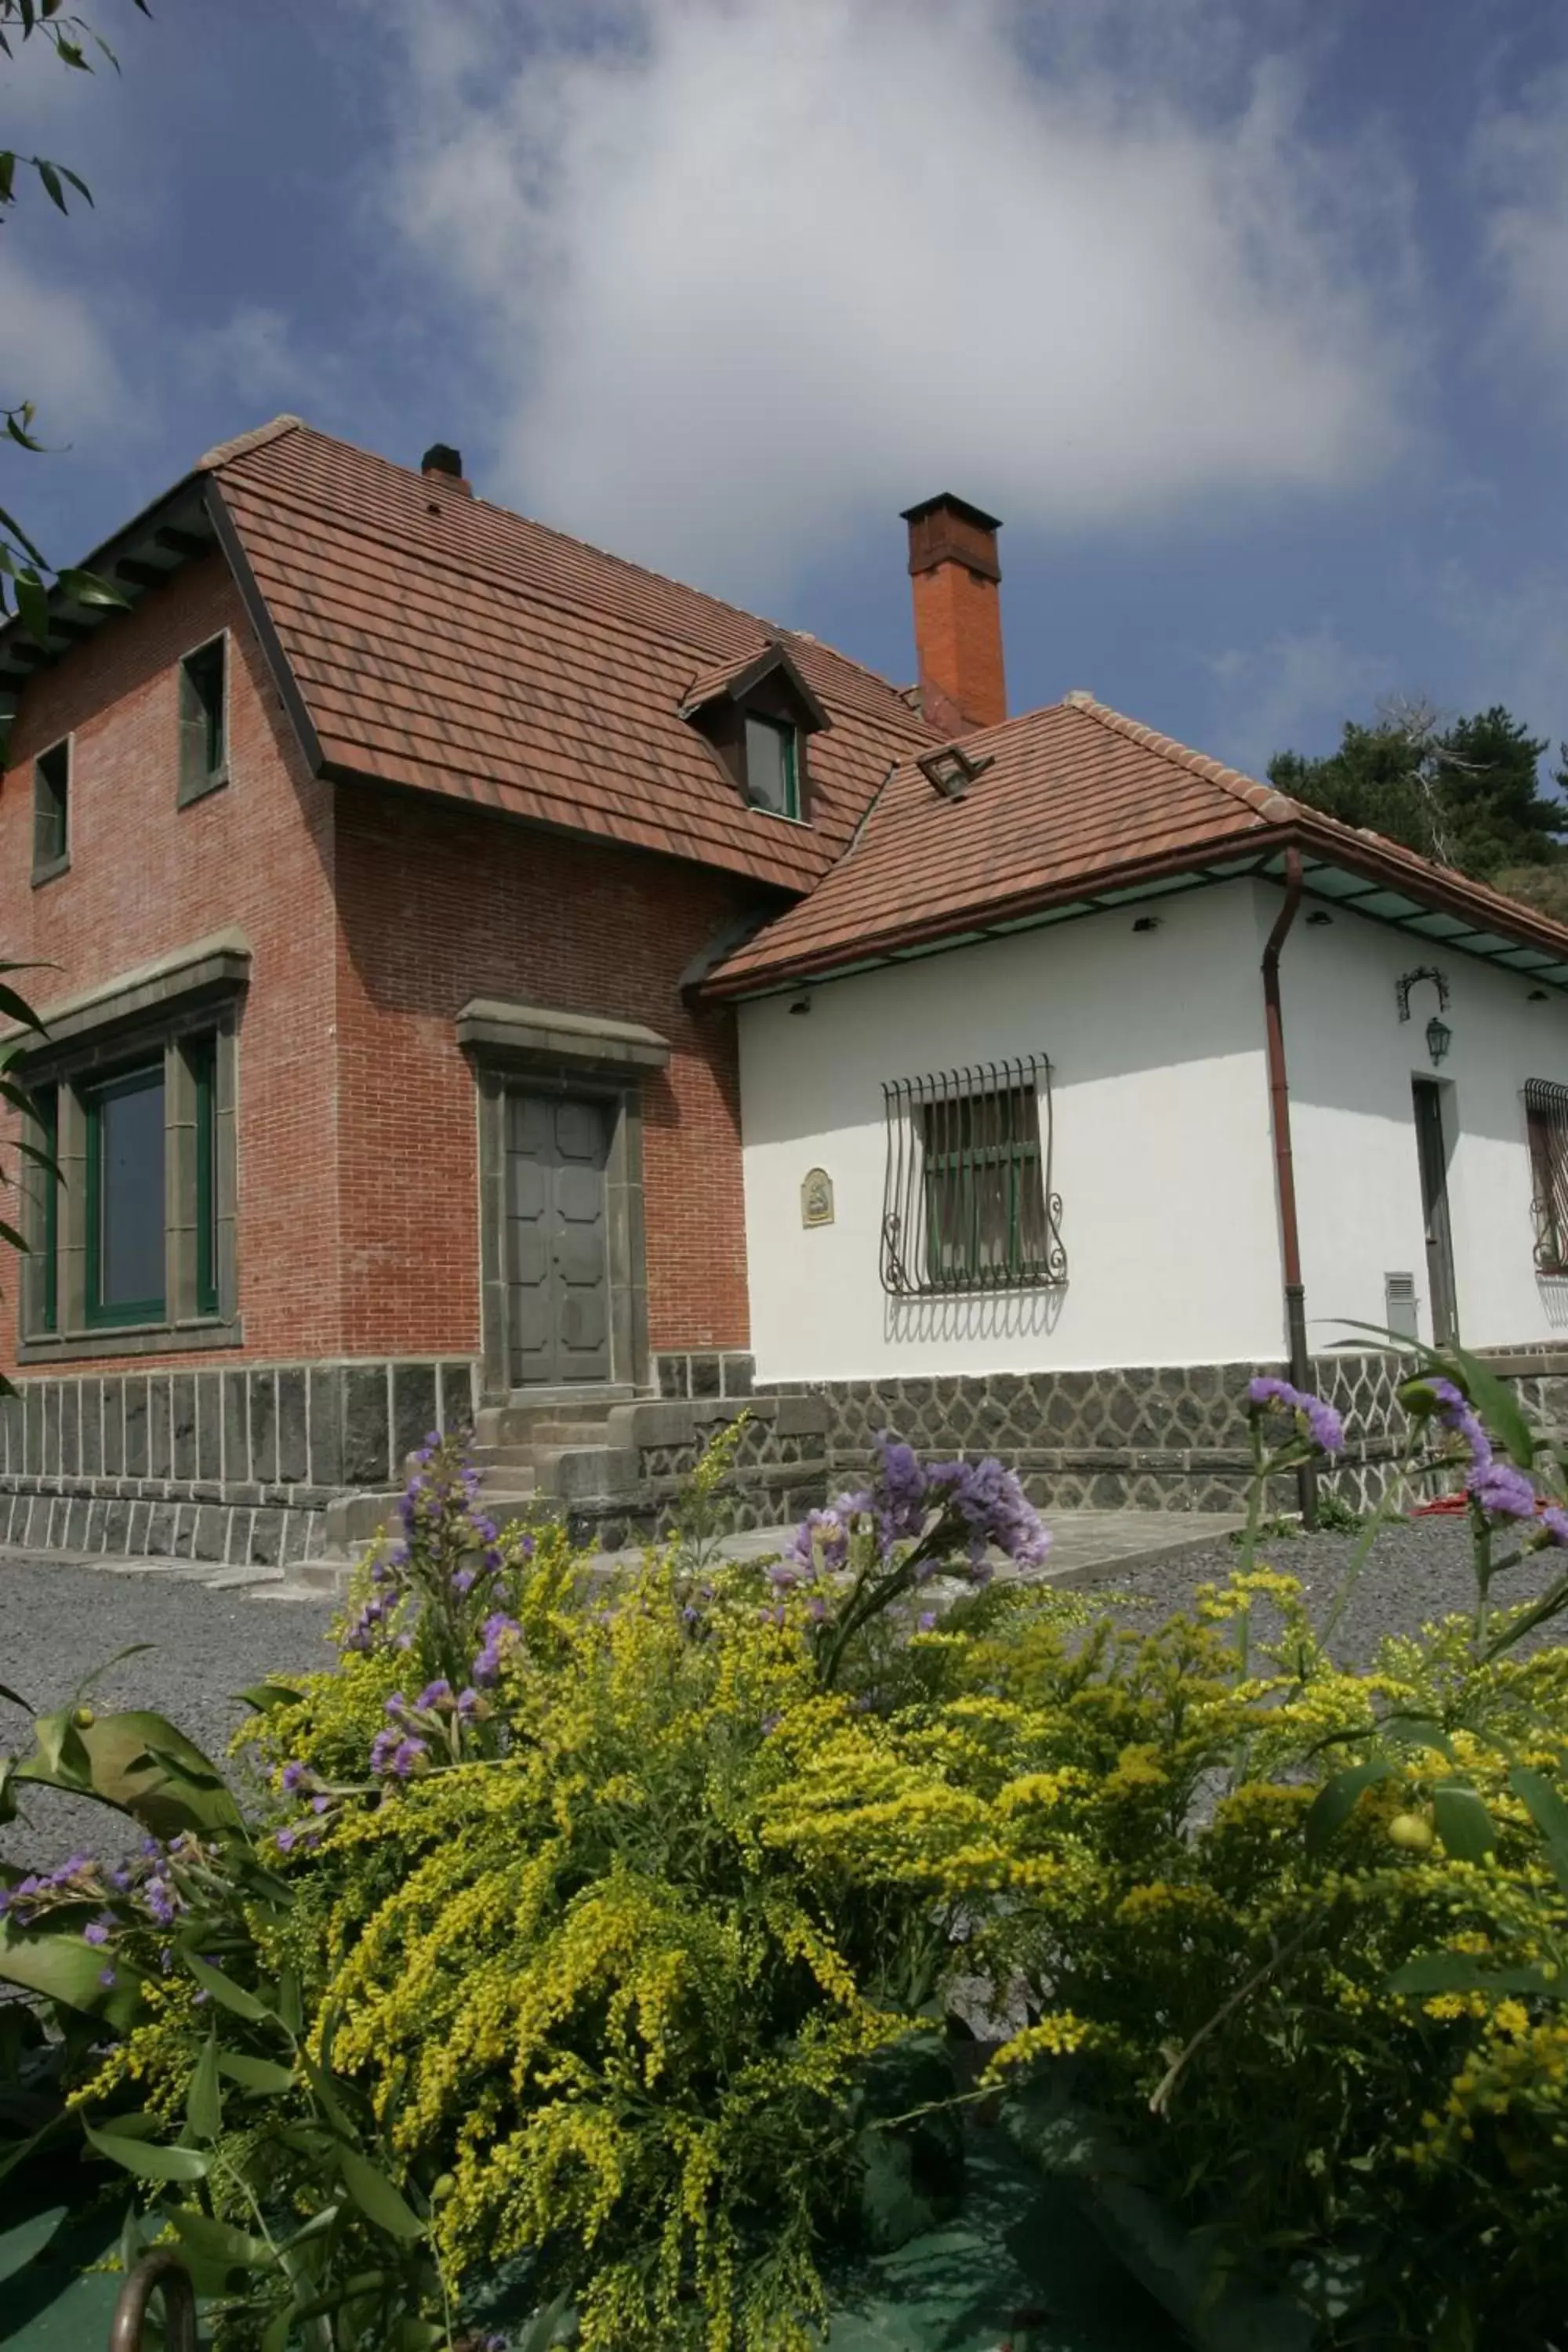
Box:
[421,443,464,480]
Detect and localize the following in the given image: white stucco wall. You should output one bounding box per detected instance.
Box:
[1283,899,1568,1352]
[739,880,1288,1383]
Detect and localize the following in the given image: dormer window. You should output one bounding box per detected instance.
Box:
[680,637,829,827]
[744,713,800,819]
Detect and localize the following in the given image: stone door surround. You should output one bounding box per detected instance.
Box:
[458,996,668,1402]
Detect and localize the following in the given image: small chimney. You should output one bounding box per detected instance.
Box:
[901,492,1005,735]
[421,442,472,496]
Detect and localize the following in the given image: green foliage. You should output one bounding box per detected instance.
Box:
[1269,699,1568,882]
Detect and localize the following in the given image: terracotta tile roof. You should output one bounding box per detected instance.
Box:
[706,691,1568,991]
[208,421,938,891]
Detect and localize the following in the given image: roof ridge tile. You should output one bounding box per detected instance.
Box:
[199,413,305,470]
[1065,692,1298,826]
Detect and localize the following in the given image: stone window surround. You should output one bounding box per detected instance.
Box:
[16,931,249,1363]
[458,996,669,1403]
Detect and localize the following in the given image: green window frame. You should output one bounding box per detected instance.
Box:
[34,1084,57,1334]
[743,712,800,819]
[179,637,227,804]
[193,1033,219,1315]
[85,1060,166,1327]
[33,739,69,876]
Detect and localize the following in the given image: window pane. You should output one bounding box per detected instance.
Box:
[35,1086,57,1334]
[194,1036,218,1314]
[745,714,797,817]
[34,742,68,869]
[97,1069,165,1312]
[921,1085,1044,1283]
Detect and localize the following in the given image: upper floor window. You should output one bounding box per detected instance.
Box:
[32,739,69,881]
[743,712,800,820]
[1526,1079,1568,1276]
[179,635,227,804]
[880,1054,1068,1296]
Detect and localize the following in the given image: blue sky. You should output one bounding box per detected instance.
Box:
[9,0,1568,776]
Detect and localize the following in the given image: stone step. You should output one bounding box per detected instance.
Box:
[475,1392,630,1449]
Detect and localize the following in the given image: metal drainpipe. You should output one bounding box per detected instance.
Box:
[1261,845,1317,1529]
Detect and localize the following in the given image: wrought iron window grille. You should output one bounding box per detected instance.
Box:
[1526,1077,1568,1276]
[880,1054,1066,1297]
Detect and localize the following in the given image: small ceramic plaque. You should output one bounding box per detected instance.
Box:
[800,1167,835,1229]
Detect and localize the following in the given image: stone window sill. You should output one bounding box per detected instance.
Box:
[18,1316,244,1366]
[177,768,230,810]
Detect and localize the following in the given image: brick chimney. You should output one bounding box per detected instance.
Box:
[901,492,1006,735]
[421,442,472,497]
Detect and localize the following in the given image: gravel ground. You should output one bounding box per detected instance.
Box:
[2,1516,1563,1871]
[1094,1511,1566,1666]
[1,1559,336,1870]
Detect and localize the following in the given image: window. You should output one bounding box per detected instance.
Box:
[33,739,69,877]
[191,1033,219,1315]
[85,1062,166,1325]
[880,1055,1067,1296]
[179,637,227,802]
[31,1085,58,1334]
[743,713,800,819]
[1526,1079,1568,1274]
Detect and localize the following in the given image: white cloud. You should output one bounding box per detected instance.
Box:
[1475,71,1568,403]
[373,0,1418,597]
[1205,622,1392,775]
[186,305,320,408]
[0,245,129,442]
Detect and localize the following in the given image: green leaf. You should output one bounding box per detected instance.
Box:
[1388,1952,1553,1997]
[234,1681,307,1715]
[1305,1759,1392,1857]
[17,1708,241,1839]
[0,2202,66,2283]
[0,1679,33,1712]
[13,568,49,646]
[1432,1783,1497,1862]
[34,157,67,211]
[186,2031,223,2140]
[0,1912,144,2027]
[218,2050,296,2096]
[183,1951,273,2024]
[0,978,47,1032]
[338,2147,425,2241]
[1384,1715,1454,1762]
[1434,1341,1537,1468]
[83,2117,210,2183]
[1510,1764,1568,1898]
[56,562,129,609]
[164,2201,275,2283]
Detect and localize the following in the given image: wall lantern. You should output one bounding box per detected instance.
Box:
[1397,964,1451,1071]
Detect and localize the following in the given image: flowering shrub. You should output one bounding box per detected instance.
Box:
[2,1349,1568,2349]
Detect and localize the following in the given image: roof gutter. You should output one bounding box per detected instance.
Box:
[1261,845,1316,1529]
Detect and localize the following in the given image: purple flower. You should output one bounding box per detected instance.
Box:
[788,1508,851,1573]
[472,1612,521,1687]
[310,1794,332,1815]
[416,1679,454,1712]
[917,1610,938,1632]
[97,1965,117,1990]
[767,1563,801,1592]
[1247,1377,1346,1458]
[1541,1506,1568,1548]
[1468,1457,1538,1520]
[144,1877,180,1927]
[274,1826,299,1853]
[456,1686,482,1721]
[925,1454,1051,1570]
[82,1918,111,1947]
[1416,1376,1492,1470]
[281,1761,310,1795]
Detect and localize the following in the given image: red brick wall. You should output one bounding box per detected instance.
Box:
[332,782,753,1357]
[0,554,343,1374]
[0,562,758,1378]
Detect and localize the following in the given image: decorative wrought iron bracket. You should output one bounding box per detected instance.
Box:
[1396,965,1450,1022]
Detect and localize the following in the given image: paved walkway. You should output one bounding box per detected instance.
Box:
[587,1508,1248,1587]
[0,1508,1250,1604]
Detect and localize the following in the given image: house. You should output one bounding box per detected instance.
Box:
[2,419,1567,1564]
